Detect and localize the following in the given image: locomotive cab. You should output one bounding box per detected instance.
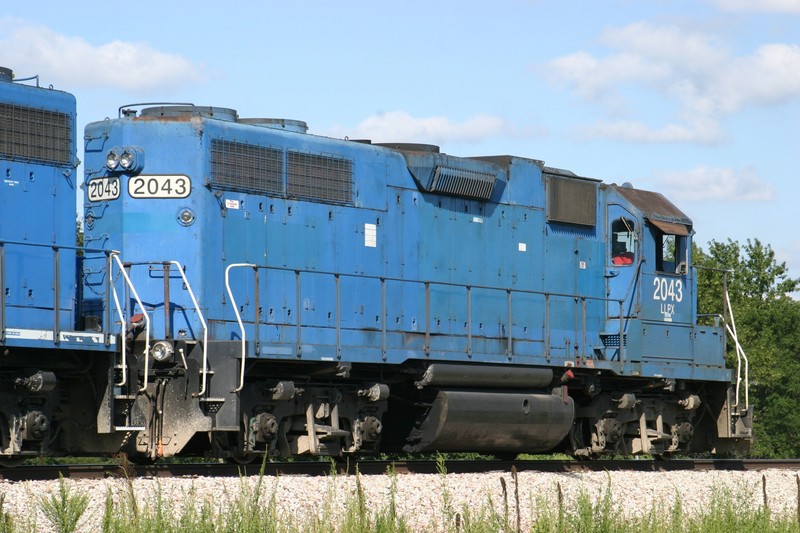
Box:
[604,184,697,363]
[575,184,753,456]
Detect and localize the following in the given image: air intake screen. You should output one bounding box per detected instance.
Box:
[428,166,496,201]
[210,139,283,194]
[287,151,353,204]
[0,103,72,166]
[547,175,597,226]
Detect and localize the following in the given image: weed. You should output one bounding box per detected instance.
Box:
[39,474,89,533]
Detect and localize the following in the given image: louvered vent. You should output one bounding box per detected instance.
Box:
[547,175,597,227]
[210,140,353,204]
[428,166,496,201]
[287,151,353,204]
[0,103,72,166]
[210,139,283,194]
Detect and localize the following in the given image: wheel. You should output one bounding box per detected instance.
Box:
[226,453,258,465]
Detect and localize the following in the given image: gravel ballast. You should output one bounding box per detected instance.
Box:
[2,469,799,531]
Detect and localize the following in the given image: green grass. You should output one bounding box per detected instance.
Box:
[1,461,799,532]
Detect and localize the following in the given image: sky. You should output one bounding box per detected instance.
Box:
[2,0,799,288]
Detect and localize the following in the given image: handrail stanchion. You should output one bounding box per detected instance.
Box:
[424,282,430,356]
[466,286,472,357]
[110,274,127,387]
[618,301,624,363]
[296,271,302,357]
[0,243,5,342]
[335,274,341,359]
[506,289,512,358]
[253,267,261,357]
[104,253,112,347]
[381,278,386,361]
[53,246,60,344]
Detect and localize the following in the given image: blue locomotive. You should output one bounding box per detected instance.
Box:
[79,103,752,461]
[0,63,752,462]
[0,67,126,463]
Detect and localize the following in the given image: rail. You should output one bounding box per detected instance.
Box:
[167,261,208,397]
[4,457,799,481]
[724,289,749,409]
[695,265,750,411]
[109,253,151,391]
[224,264,630,364]
[109,255,128,387]
[225,263,257,392]
[109,260,208,395]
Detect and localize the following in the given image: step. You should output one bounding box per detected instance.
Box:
[199,397,226,403]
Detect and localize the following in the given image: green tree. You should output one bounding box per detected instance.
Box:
[694,238,800,457]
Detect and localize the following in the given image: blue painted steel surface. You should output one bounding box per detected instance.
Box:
[0,71,80,338]
[81,105,732,385]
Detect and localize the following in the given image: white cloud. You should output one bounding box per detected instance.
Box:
[578,118,722,144]
[654,166,774,202]
[546,22,800,143]
[709,0,800,13]
[325,111,530,145]
[0,18,202,91]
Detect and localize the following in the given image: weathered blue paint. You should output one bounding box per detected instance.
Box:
[0,69,80,336]
[82,105,731,385]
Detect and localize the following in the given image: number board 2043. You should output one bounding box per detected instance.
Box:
[87,177,121,202]
[128,175,191,199]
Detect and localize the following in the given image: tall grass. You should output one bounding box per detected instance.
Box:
[39,474,89,533]
[2,465,800,532]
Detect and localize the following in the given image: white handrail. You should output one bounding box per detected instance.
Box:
[110,252,151,392]
[724,289,749,409]
[169,261,209,397]
[110,269,127,387]
[225,263,256,392]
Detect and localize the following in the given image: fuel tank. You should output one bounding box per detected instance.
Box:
[404,390,574,453]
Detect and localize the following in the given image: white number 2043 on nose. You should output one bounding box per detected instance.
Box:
[128,175,191,199]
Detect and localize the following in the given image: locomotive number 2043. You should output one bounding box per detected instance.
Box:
[129,175,191,199]
[87,177,120,202]
[652,276,683,302]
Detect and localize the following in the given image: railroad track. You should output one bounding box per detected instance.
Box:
[3,458,800,481]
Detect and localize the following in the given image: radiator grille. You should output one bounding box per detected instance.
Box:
[428,166,496,201]
[0,103,72,166]
[287,151,353,204]
[210,139,283,194]
[547,175,597,226]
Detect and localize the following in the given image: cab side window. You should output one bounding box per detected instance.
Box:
[656,231,686,273]
[611,218,636,266]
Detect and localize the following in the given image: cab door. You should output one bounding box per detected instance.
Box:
[606,204,640,320]
[639,220,692,325]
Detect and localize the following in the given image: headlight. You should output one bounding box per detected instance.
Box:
[151,340,174,363]
[119,147,144,173]
[120,150,135,169]
[106,149,120,170]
